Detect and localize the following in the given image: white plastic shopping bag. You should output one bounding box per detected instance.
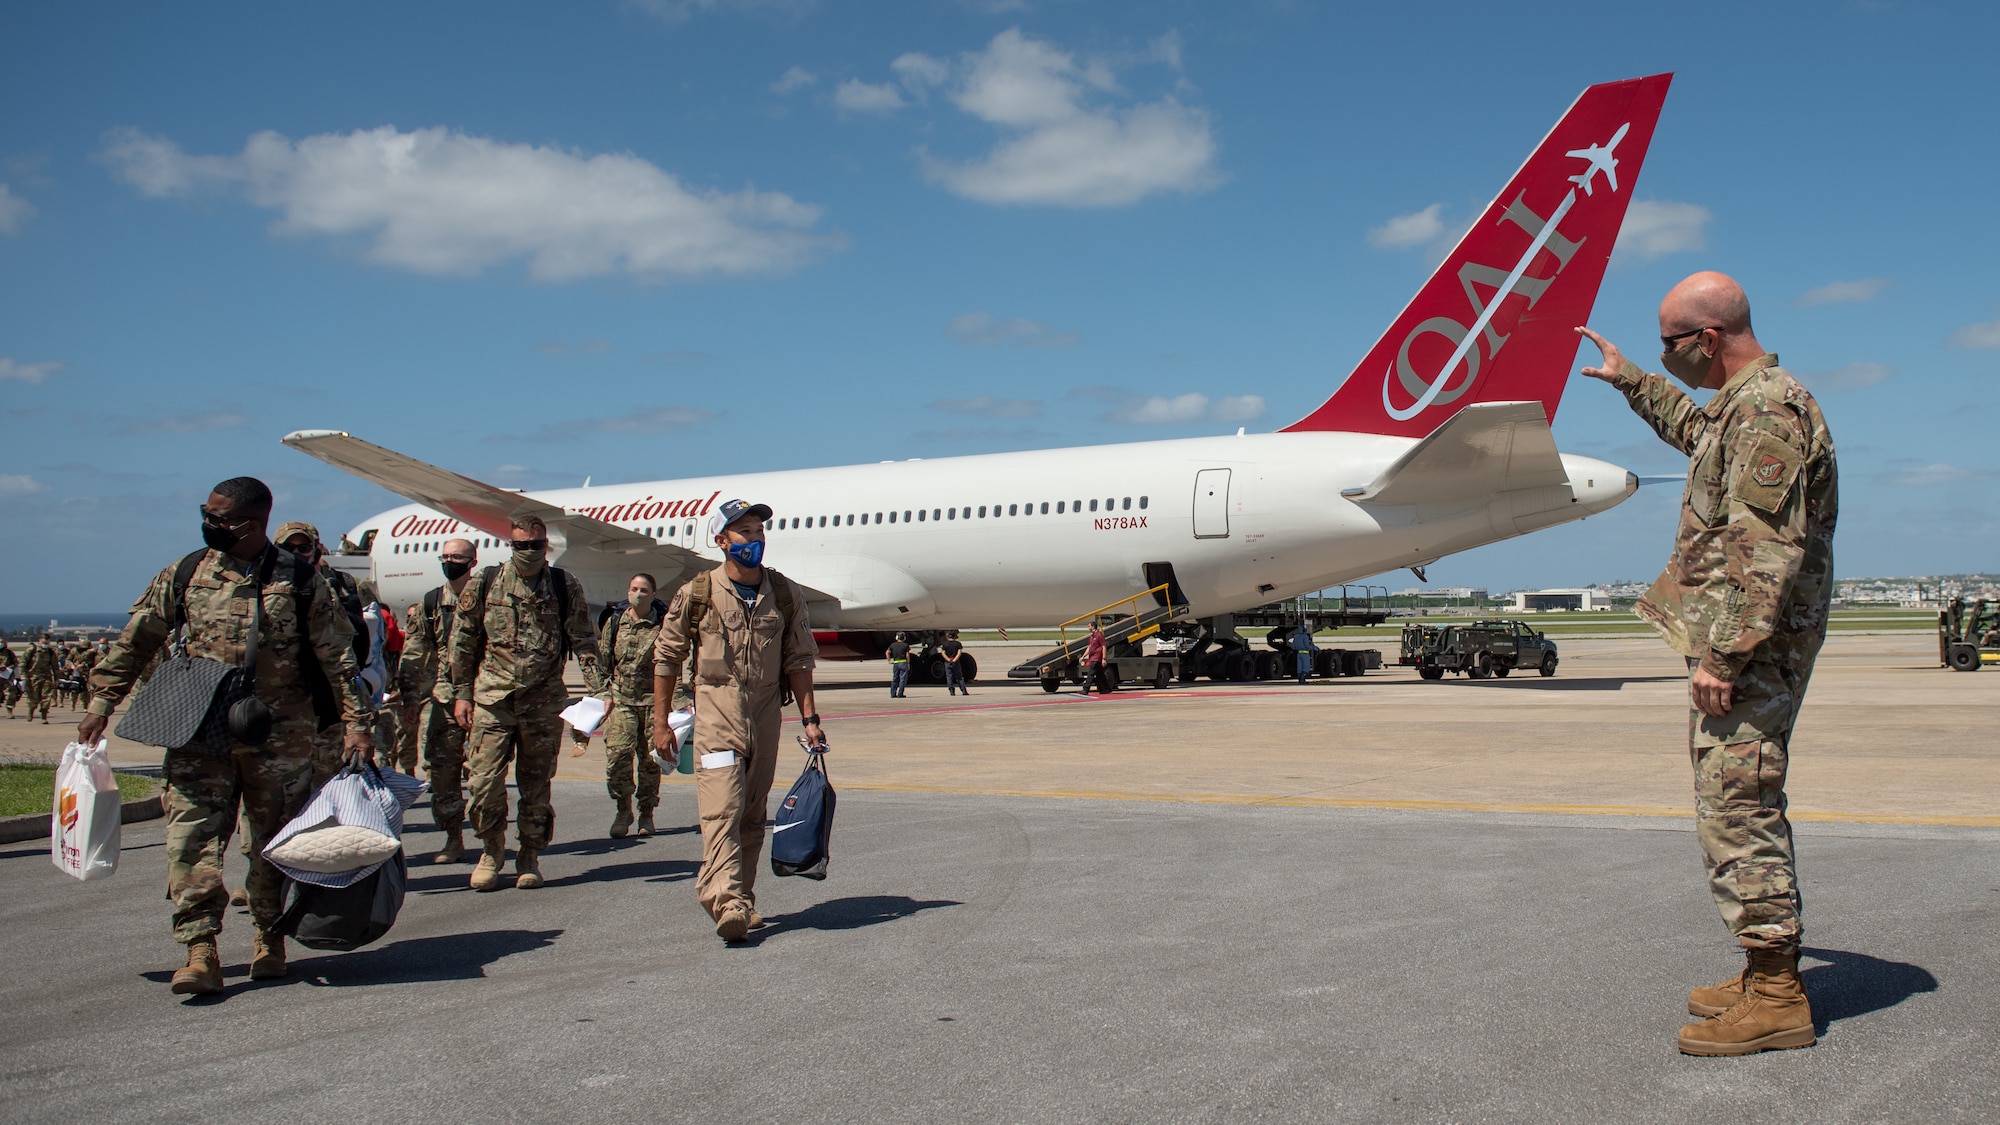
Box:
[52,740,122,881]
[560,695,608,736]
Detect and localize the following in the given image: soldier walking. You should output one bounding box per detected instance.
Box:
[79,477,371,995]
[1578,271,1837,1057]
[448,516,599,892]
[651,499,822,942]
[0,640,17,717]
[398,538,478,862]
[272,522,371,786]
[598,573,669,838]
[23,635,57,723]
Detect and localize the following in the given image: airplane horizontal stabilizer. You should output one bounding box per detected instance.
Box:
[1343,402,1569,506]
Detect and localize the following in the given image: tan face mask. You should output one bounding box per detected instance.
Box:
[1660,337,1715,390]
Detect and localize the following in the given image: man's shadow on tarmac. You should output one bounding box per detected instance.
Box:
[1801,947,1939,1035]
[737,895,961,945]
[140,928,565,998]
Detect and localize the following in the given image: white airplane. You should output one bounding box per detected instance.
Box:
[1566,120,1630,196]
[285,74,1673,683]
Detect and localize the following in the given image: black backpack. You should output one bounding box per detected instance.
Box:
[274,850,407,951]
[170,547,343,733]
[770,748,834,880]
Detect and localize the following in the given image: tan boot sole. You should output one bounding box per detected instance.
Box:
[249,960,287,981]
[470,867,503,892]
[716,910,751,942]
[516,872,544,889]
[1677,1024,1816,1056]
[170,971,223,995]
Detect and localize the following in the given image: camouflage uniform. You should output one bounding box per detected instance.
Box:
[0,642,17,715]
[599,601,666,817]
[74,643,99,709]
[88,547,368,943]
[448,562,598,858]
[391,604,424,773]
[399,584,469,831]
[23,640,57,721]
[1614,353,1837,951]
[653,569,817,921]
[309,561,367,786]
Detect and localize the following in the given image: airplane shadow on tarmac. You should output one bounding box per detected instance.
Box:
[1801,947,1939,1035]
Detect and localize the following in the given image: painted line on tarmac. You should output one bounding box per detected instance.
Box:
[837,782,2000,827]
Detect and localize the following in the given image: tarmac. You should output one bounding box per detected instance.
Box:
[1,633,1995,1123]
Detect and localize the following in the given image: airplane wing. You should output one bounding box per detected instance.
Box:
[281,429,713,589]
[1342,401,1571,506]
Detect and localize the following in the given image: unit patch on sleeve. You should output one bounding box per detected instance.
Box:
[1732,432,1802,515]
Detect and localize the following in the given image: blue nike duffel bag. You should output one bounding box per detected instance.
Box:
[770,739,834,880]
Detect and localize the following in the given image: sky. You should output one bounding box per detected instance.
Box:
[2,0,1997,613]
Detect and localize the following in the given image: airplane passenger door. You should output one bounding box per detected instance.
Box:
[1192,469,1231,539]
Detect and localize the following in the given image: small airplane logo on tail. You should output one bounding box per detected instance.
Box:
[1565,122,1630,196]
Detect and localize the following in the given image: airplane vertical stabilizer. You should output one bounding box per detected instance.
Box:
[1284,73,1671,438]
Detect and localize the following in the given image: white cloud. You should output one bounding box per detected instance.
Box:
[0,357,64,384]
[1882,464,1996,487]
[891,52,950,90]
[1367,203,1446,250]
[1948,314,2000,349]
[928,394,1043,419]
[770,66,817,94]
[100,125,840,282]
[1084,388,1265,425]
[1797,361,1895,391]
[1797,278,1888,307]
[945,311,1080,349]
[914,29,1221,208]
[1613,200,1711,262]
[0,474,49,497]
[0,183,33,235]
[833,79,907,114]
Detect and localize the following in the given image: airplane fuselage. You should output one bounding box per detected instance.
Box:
[353,430,1635,628]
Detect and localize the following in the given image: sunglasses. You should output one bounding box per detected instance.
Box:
[199,507,253,530]
[283,539,319,555]
[1660,326,1719,350]
[510,538,550,551]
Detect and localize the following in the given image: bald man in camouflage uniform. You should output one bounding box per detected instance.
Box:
[1580,271,1837,1057]
[81,476,372,995]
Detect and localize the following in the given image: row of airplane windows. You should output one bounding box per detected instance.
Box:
[387,495,1150,555]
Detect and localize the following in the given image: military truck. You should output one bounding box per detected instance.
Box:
[1400,619,1559,680]
[1939,597,2000,672]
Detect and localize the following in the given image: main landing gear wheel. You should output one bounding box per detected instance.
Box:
[1540,652,1559,677]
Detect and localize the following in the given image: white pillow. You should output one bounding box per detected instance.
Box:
[267,822,401,873]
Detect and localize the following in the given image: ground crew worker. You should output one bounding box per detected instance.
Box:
[23,634,57,723]
[598,572,668,838]
[1292,621,1317,683]
[79,476,371,995]
[1577,271,1837,1057]
[274,522,368,786]
[651,499,821,942]
[448,516,600,892]
[399,538,478,862]
[887,632,912,697]
[1081,622,1107,694]
[940,630,968,696]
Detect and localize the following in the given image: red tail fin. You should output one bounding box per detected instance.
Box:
[1283,74,1671,437]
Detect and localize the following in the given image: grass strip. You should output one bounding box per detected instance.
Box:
[0,763,158,818]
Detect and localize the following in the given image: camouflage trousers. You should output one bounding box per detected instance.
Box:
[1689,657,1814,952]
[467,695,562,852]
[392,701,421,775]
[603,701,661,811]
[162,724,316,942]
[419,700,469,831]
[3,677,19,710]
[370,707,412,774]
[25,674,54,717]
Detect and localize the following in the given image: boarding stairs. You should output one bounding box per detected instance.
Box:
[1005,583,1192,681]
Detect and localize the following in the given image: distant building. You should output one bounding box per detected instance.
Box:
[1392,587,1489,602]
[1508,588,1613,612]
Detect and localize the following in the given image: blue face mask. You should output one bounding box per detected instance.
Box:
[726,540,765,568]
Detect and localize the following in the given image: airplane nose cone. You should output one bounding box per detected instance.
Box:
[1625,471,1638,495]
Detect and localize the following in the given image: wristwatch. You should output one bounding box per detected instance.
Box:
[802,714,821,726]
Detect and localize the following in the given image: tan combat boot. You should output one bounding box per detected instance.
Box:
[470,837,507,892]
[433,827,465,865]
[1688,952,1752,1017]
[1678,948,1816,1056]
[635,807,656,837]
[715,901,752,942]
[515,849,544,890]
[250,929,287,980]
[170,937,224,995]
[609,798,634,838]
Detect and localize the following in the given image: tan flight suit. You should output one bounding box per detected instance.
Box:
[653,569,816,921]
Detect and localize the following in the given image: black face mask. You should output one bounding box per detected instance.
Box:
[441,559,473,582]
[202,522,245,552]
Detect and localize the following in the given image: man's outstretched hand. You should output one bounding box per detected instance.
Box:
[1575,326,1627,383]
